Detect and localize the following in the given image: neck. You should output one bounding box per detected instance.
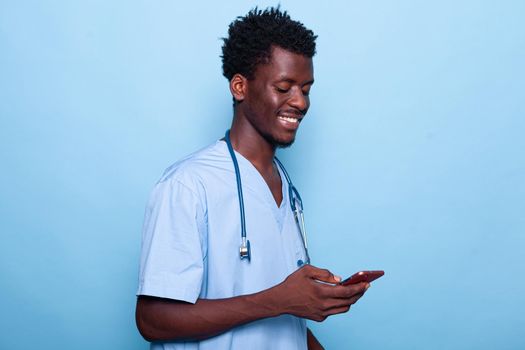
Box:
[228,115,276,175]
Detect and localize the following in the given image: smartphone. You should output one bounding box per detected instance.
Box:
[340,270,384,286]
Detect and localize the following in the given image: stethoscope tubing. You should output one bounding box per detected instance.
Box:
[224,130,310,264]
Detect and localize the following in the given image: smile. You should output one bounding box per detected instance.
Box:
[278,115,301,124]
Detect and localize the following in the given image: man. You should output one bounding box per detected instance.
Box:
[136,7,369,349]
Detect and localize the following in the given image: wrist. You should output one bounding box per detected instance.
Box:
[247,283,285,318]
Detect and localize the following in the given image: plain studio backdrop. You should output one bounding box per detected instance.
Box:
[1,1,523,349]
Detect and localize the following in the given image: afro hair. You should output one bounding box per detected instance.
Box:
[221,6,317,81]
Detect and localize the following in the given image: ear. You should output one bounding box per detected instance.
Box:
[229,73,248,103]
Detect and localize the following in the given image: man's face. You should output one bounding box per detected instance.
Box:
[242,46,314,148]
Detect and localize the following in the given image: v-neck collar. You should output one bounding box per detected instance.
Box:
[219,140,288,211]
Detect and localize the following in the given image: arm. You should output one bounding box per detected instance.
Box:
[307,328,324,350]
[136,287,280,342]
[136,264,369,342]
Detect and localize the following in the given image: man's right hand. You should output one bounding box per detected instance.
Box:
[270,264,369,322]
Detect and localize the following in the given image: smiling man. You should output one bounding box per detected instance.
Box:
[135,7,369,350]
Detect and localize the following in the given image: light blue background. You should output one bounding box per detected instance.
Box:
[1,1,523,349]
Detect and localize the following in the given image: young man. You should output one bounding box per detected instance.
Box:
[136,7,369,349]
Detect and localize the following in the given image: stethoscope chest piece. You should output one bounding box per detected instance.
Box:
[240,239,251,261]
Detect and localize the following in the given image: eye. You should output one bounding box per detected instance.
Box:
[302,88,311,96]
[275,86,290,94]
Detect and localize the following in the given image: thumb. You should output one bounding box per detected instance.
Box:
[307,265,341,284]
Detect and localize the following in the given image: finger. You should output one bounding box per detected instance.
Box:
[347,292,365,305]
[322,282,369,298]
[324,305,351,317]
[320,297,354,310]
[320,293,365,314]
[345,282,369,296]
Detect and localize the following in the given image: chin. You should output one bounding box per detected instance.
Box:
[261,129,297,148]
[274,135,295,148]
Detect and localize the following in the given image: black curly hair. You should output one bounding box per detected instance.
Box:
[221,6,317,81]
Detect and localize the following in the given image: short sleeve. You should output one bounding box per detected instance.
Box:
[137,176,207,304]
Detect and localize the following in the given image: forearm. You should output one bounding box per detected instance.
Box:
[136,287,282,342]
[136,265,369,342]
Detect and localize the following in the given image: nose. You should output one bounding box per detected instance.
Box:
[289,87,309,112]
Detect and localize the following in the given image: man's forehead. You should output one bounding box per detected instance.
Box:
[254,46,314,79]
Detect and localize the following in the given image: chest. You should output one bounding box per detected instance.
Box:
[200,171,306,296]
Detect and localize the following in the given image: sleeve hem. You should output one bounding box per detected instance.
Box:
[137,284,199,304]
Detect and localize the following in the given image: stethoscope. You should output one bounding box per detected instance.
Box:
[224,130,311,265]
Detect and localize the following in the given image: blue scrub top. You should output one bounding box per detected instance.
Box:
[137,140,309,350]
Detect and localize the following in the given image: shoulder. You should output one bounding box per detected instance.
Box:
[156,140,230,195]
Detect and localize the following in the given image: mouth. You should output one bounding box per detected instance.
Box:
[278,115,300,123]
[277,114,303,129]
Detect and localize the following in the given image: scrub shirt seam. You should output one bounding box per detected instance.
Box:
[169,177,209,262]
[166,177,200,199]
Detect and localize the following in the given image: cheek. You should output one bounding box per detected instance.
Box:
[269,93,288,111]
[256,92,282,115]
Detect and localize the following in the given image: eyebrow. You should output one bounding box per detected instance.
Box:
[276,78,315,85]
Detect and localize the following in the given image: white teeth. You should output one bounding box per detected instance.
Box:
[278,115,298,123]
